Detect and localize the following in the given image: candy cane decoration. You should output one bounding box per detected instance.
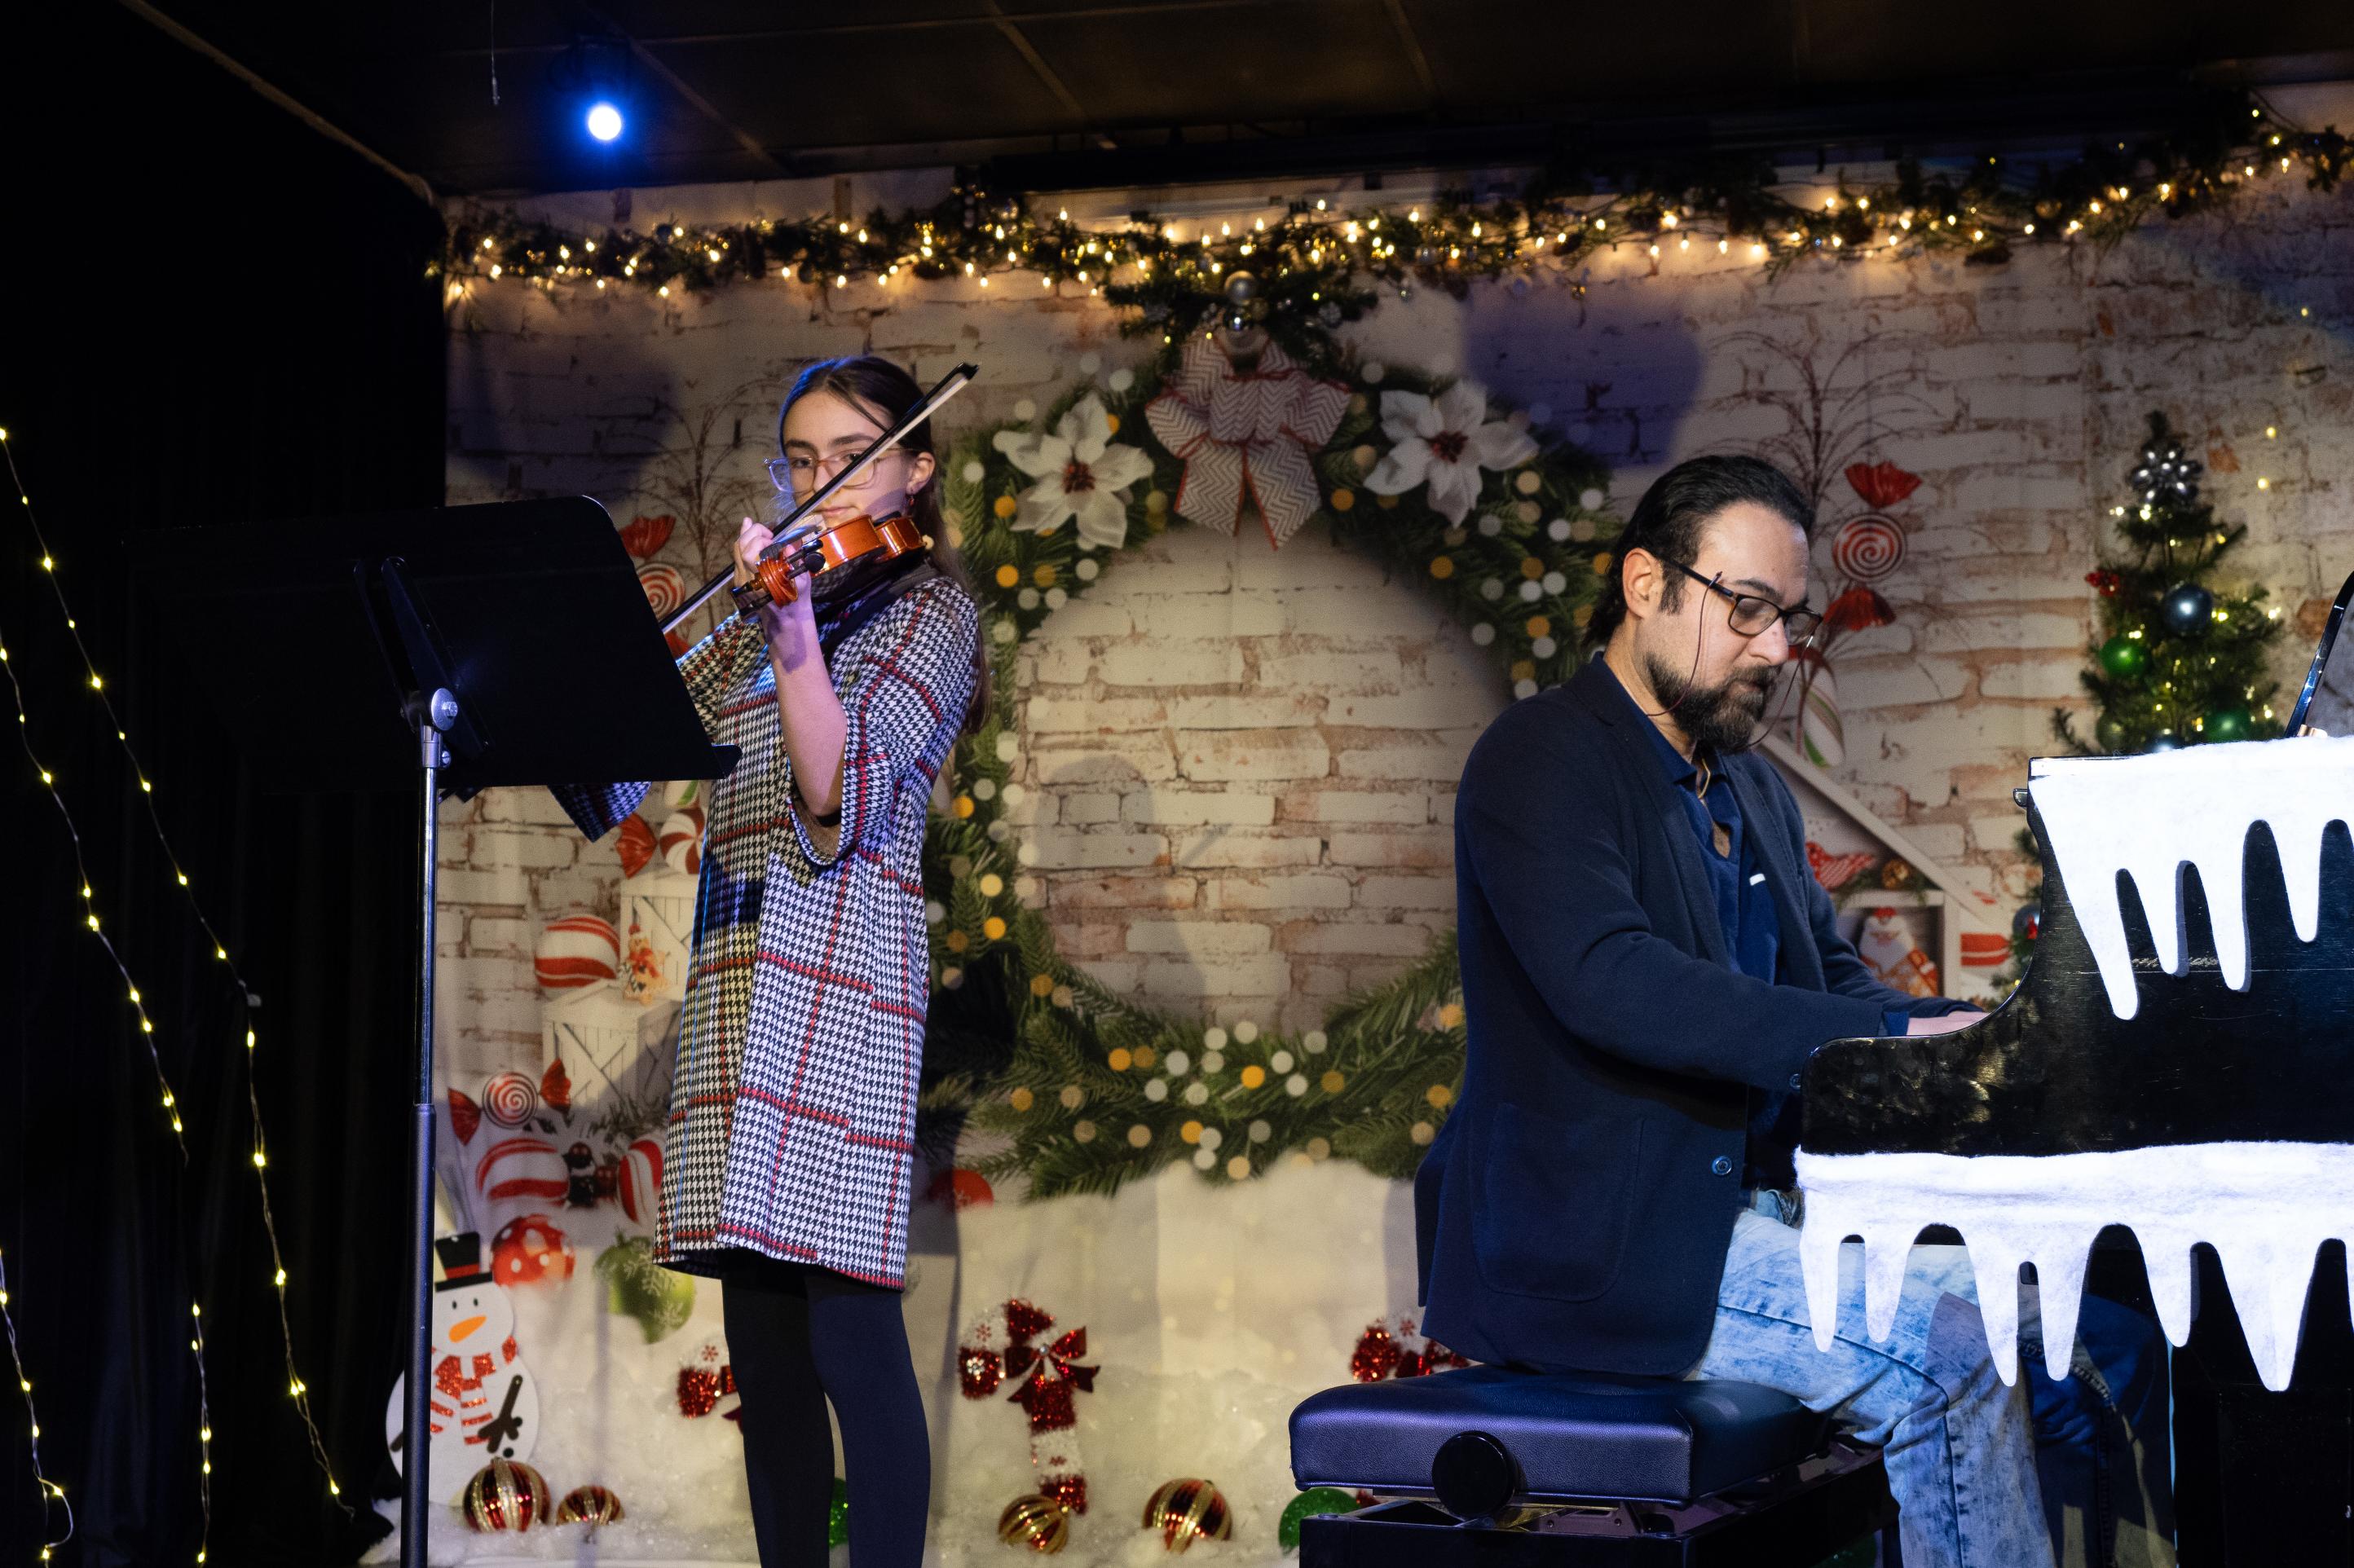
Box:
[959,1298,1095,1513]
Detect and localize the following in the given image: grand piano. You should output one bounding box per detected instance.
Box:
[1796,577,2354,1557]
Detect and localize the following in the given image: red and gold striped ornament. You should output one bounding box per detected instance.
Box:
[555,1483,625,1525]
[463,1458,550,1531]
[1141,1478,1232,1553]
[999,1492,1071,1553]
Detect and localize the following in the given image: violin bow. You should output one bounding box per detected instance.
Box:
[663,361,980,637]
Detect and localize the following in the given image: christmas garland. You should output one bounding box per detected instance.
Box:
[437,93,2347,349]
[915,337,1619,1195]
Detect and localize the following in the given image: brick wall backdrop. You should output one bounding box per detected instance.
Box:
[434,169,2352,1080]
[1010,522,1496,1031]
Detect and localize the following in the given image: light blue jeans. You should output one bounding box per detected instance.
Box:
[1688,1193,2174,1568]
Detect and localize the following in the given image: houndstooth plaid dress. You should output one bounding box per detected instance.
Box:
[552,576,977,1288]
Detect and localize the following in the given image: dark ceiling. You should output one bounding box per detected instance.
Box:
[112,2,2354,196]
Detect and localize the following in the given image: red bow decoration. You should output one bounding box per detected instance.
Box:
[1144,337,1351,549]
[1006,1324,1098,1431]
[1844,460,1922,509]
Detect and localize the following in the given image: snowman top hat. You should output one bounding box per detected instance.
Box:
[434,1232,486,1292]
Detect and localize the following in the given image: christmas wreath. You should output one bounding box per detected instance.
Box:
[916,315,1621,1196]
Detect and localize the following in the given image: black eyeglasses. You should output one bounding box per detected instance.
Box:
[1659,557,1823,645]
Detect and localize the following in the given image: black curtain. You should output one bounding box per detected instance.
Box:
[2,9,442,1563]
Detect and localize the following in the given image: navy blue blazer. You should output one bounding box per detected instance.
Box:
[1417,659,1932,1376]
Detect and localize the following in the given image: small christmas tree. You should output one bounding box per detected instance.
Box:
[1982,413,2293,1002]
[2057,412,2285,755]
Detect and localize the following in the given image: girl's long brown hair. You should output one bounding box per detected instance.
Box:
[778,355,991,733]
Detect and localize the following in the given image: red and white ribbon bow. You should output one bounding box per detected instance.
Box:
[1144,337,1351,548]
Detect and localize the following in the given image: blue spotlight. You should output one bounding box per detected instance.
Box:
[585,101,624,143]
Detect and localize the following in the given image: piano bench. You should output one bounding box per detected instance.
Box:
[1289,1366,1897,1567]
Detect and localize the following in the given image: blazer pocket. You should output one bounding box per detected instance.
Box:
[1470,1102,1643,1303]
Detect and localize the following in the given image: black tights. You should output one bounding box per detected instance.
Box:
[721,1257,930,1568]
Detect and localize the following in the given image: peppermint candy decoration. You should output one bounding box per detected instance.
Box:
[659,810,703,876]
[482,1071,540,1129]
[1830,513,1907,583]
[637,562,686,618]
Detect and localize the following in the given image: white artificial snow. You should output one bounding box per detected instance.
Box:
[367,1156,1424,1565]
[1796,1143,2354,1392]
[2026,733,2354,1019]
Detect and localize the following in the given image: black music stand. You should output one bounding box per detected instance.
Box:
[135,498,736,1566]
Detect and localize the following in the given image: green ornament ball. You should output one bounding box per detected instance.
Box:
[2098,635,2149,680]
[2205,706,2252,743]
[594,1237,696,1344]
[1278,1487,1361,1553]
[830,1476,850,1548]
[2094,714,2128,752]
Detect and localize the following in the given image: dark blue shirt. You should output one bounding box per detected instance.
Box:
[1594,659,1907,1185]
[1593,660,1780,980]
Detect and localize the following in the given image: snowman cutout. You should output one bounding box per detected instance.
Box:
[384,1232,541,1504]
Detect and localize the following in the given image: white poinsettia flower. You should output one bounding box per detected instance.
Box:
[999,396,1154,550]
[1363,381,1540,525]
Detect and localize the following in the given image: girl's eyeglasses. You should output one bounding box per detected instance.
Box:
[764,448,909,499]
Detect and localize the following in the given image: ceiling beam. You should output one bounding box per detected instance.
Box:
[979,1,1094,131]
[118,0,434,205]
[1381,0,1438,109]
[414,1,1280,57]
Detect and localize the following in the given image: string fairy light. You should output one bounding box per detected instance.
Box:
[1,431,350,1522]
[0,606,209,1561]
[1,1246,74,1562]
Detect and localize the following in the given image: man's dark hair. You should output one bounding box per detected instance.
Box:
[1585,455,1815,646]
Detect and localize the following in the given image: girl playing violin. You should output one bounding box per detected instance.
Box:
[556,355,985,1566]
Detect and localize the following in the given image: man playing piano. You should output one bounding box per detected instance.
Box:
[1418,455,2173,1567]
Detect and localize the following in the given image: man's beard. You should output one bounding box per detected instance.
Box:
[1642,650,1774,757]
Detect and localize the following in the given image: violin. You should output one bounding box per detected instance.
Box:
[663,362,979,637]
[730,510,929,614]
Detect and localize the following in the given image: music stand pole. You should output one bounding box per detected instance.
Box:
[402,689,457,1568]
[130,496,739,1563]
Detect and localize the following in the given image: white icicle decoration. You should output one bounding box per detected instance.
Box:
[2026,734,2354,1020]
[1796,1143,2354,1392]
